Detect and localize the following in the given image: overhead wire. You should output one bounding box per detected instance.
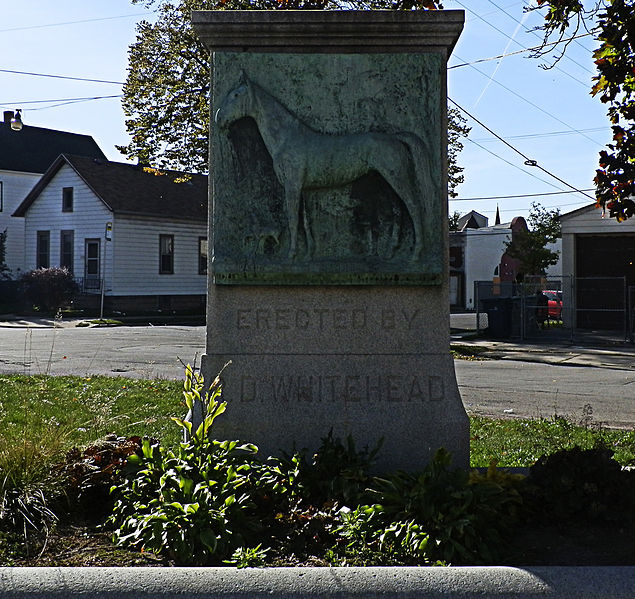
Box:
[0,68,124,85]
[472,126,608,143]
[452,54,603,148]
[452,188,594,202]
[0,12,153,34]
[451,0,591,89]
[450,97,596,202]
[448,31,594,70]
[463,135,565,191]
[483,0,595,73]
[0,95,122,107]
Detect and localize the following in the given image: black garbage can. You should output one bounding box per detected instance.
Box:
[481,297,513,339]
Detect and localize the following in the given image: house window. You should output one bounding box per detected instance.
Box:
[62,187,74,212]
[159,234,174,274]
[60,230,74,274]
[198,237,207,275]
[36,231,50,269]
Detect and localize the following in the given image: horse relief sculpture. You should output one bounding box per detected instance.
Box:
[215,72,435,263]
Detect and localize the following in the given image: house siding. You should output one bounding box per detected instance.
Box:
[0,169,40,275]
[463,229,511,310]
[113,216,207,295]
[22,164,113,284]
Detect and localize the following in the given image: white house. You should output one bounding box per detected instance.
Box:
[450,213,526,310]
[0,110,106,276]
[13,154,208,314]
[450,210,563,311]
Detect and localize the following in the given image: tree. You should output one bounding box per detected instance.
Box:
[504,202,561,278]
[529,1,635,222]
[448,211,462,231]
[120,0,468,195]
[448,108,471,198]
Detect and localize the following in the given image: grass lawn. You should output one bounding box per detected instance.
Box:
[1,373,634,568]
[1,373,633,469]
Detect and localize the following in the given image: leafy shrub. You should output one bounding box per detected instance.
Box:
[109,366,273,565]
[276,432,380,507]
[526,446,635,526]
[110,437,266,565]
[360,449,524,565]
[20,267,79,312]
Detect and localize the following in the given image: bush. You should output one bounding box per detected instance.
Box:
[525,446,635,526]
[109,366,274,565]
[107,367,634,568]
[19,267,79,312]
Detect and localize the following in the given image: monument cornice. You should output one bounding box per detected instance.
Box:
[192,10,464,56]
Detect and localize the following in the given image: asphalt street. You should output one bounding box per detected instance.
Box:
[0,321,634,428]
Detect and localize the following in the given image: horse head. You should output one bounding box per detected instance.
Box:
[215,71,255,130]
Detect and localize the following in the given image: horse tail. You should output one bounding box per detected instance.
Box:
[394,132,437,209]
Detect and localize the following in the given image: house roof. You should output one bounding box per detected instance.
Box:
[0,113,106,174]
[559,203,599,221]
[458,210,488,231]
[13,154,208,222]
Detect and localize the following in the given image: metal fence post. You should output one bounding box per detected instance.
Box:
[475,281,480,336]
[520,283,525,341]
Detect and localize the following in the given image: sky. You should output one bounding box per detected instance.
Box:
[0,1,609,226]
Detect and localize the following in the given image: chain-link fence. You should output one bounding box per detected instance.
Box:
[475,276,631,343]
[629,286,635,343]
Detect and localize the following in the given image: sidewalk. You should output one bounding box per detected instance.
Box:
[451,337,635,370]
[451,313,635,370]
[0,314,85,328]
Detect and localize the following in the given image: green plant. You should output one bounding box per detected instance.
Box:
[19,267,79,312]
[331,505,431,565]
[224,543,268,568]
[280,431,380,507]
[109,366,271,565]
[0,417,70,538]
[365,449,523,564]
[526,445,635,526]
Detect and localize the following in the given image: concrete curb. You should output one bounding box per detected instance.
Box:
[0,567,634,598]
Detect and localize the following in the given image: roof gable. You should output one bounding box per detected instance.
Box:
[13,155,207,222]
[0,116,106,174]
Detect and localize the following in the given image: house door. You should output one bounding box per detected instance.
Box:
[84,239,101,292]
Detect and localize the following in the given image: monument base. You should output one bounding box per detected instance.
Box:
[202,285,469,472]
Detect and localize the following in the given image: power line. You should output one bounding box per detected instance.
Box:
[450,97,596,202]
[0,95,121,106]
[451,0,591,89]
[0,68,124,85]
[452,188,594,202]
[483,0,595,74]
[0,12,152,34]
[472,126,607,143]
[464,135,565,191]
[452,53,603,148]
[448,32,594,70]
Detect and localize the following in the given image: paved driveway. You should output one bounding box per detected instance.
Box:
[0,324,206,379]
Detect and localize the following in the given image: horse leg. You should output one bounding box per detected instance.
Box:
[302,194,315,258]
[284,184,302,259]
[380,169,424,262]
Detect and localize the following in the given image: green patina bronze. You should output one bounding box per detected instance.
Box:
[211,52,444,285]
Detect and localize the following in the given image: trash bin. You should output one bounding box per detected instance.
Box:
[481,297,513,339]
